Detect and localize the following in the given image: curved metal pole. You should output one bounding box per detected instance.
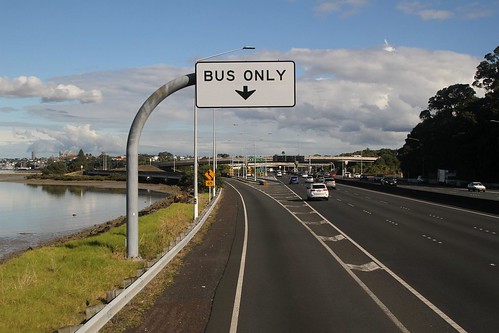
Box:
[126,73,195,258]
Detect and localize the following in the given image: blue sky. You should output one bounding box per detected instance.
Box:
[1,0,498,158]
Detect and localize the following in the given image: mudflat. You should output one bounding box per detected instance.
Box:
[0,173,182,195]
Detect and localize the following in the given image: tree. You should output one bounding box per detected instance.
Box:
[427,84,477,118]
[68,149,92,172]
[43,160,68,175]
[158,151,174,162]
[344,149,399,175]
[473,46,499,98]
[77,149,85,159]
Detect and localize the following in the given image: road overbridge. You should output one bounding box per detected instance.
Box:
[157,155,379,176]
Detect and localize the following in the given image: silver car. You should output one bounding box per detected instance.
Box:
[467,182,486,192]
[324,177,336,189]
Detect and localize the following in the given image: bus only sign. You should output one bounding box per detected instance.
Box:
[195,60,295,108]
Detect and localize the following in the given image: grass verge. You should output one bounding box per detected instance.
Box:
[100,198,221,332]
[0,193,208,332]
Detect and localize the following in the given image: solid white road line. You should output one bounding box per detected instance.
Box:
[227,183,249,333]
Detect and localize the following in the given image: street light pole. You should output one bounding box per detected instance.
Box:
[213,108,217,196]
[254,141,257,181]
[193,46,255,220]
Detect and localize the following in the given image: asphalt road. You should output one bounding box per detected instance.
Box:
[285,177,499,332]
[205,178,469,332]
[381,181,499,201]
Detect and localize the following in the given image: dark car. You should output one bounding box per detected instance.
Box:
[289,176,299,184]
[380,176,397,186]
[360,174,369,181]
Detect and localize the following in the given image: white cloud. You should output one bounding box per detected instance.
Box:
[25,124,124,156]
[314,0,369,17]
[418,9,453,20]
[397,2,454,20]
[0,76,102,103]
[396,1,495,20]
[0,47,481,158]
[242,46,479,154]
[457,2,496,19]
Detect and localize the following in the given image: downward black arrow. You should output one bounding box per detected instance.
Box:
[235,86,256,100]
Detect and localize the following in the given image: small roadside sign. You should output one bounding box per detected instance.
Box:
[196,60,295,108]
[205,180,214,187]
[204,169,215,180]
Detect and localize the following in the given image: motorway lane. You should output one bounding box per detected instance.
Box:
[207,179,403,332]
[290,180,499,332]
[207,178,460,332]
[341,178,499,202]
[398,183,499,201]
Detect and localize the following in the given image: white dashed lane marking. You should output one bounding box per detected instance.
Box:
[422,234,443,244]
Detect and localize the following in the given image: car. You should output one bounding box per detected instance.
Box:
[276,171,282,177]
[373,174,384,182]
[305,175,314,183]
[360,174,369,181]
[289,176,299,184]
[306,183,329,200]
[301,173,309,178]
[380,176,397,186]
[315,175,325,183]
[467,182,486,192]
[324,177,336,189]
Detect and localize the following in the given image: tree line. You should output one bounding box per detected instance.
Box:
[398,46,499,182]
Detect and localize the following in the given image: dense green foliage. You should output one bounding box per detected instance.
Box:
[42,160,68,175]
[398,46,499,181]
[176,162,223,192]
[340,148,401,175]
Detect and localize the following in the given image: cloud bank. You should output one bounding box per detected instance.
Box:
[0,46,482,158]
[0,76,102,103]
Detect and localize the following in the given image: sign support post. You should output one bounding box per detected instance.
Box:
[126,73,195,258]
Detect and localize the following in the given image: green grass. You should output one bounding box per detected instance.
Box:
[0,194,208,332]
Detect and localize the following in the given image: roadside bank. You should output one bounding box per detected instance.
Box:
[0,174,206,332]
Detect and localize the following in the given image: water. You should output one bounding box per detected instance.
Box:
[0,181,166,261]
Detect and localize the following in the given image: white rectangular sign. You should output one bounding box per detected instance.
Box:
[196,60,295,108]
